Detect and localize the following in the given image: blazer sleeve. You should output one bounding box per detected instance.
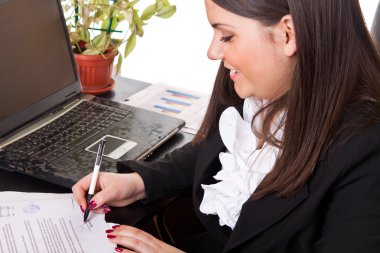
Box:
[116,141,201,202]
[315,126,380,252]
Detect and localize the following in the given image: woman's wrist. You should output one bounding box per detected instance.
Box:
[129,172,147,201]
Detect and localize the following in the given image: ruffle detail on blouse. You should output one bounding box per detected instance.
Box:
[199,97,283,229]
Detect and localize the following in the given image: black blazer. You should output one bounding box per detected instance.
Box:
[118,119,380,252]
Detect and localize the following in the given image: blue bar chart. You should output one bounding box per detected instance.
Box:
[123,84,210,134]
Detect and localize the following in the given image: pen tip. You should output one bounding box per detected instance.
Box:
[84,210,89,222]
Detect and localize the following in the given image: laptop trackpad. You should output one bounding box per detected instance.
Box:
[85,135,137,160]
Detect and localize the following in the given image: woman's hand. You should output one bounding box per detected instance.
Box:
[106,225,185,253]
[72,172,146,212]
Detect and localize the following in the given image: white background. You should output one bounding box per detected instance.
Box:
[120,0,379,94]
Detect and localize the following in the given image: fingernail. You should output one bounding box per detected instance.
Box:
[112,225,120,229]
[104,208,112,214]
[105,229,114,233]
[115,247,123,252]
[107,235,116,239]
[80,205,85,213]
[89,201,97,209]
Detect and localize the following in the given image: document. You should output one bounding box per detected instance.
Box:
[122,83,210,134]
[0,192,114,253]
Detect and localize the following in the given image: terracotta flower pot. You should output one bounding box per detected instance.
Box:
[74,50,118,95]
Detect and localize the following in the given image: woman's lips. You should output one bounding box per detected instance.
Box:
[229,69,239,81]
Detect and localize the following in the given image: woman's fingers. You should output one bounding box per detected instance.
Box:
[85,204,112,214]
[91,173,146,207]
[72,172,127,210]
[110,235,156,253]
[114,247,136,253]
[72,173,93,208]
[113,226,158,246]
[72,172,147,219]
[107,225,157,253]
[89,184,131,208]
[72,172,116,213]
[106,225,185,253]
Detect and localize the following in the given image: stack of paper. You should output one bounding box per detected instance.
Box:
[0,192,114,253]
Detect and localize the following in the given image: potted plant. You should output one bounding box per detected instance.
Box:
[61,0,176,94]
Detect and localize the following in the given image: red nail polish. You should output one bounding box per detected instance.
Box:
[89,201,97,209]
[112,225,120,229]
[106,229,114,233]
[115,247,123,252]
[107,235,116,239]
[104,208,112,213]
[80,205,85,213]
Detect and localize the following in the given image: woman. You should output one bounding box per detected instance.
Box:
[72,0,380,252]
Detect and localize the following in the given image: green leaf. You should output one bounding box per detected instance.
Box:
[94,8,104,19]
[156,5,176,19]
[156,0,165,10]
[124,33,136,58]
[79,29,91,42]
[110,38,123,48]
[116,53,123,75]
[121,9,133,24]
[92,33,109,49]
[82,47,102,55]
[101,17,118,34]
[90,0,108,4]
[133,9,144,37]
[141,4,156,21]
[70,31,81,42]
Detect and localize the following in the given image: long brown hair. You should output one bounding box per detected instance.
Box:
[194,0,380,198]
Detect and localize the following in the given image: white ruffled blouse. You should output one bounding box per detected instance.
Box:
[199,97,284,229]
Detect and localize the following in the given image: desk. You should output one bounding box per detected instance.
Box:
[0,77,194,227]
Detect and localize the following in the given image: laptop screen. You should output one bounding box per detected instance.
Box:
[0,0,81,137]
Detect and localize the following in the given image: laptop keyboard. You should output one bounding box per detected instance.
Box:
[4,101,130,162]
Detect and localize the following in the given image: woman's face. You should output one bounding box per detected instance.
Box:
[205,0,296,100]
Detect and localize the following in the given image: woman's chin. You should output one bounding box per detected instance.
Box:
[234,83,252,99]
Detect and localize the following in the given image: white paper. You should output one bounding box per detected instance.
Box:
[0,192,114,253]
[122,83,210,135]
[0,191,70,202]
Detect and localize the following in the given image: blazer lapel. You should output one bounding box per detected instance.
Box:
[193,130,225,186]
[224,184,309,252]
[194,103,244,186]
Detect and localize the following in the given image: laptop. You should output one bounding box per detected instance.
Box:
[0,0,185,188]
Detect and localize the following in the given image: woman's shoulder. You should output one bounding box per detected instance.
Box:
[325,100,380,159]
[345,119,380,143]
[322,120,380,175]
[309,120,380,198]
[331,119,380,153]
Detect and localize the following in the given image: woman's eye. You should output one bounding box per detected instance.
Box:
[220,35,233,43]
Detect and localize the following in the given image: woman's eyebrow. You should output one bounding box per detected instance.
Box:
[211,22,235,29]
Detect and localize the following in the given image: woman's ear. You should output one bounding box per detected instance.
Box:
[281,15,297,56]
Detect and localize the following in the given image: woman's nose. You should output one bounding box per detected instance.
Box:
[207,38,224,60]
